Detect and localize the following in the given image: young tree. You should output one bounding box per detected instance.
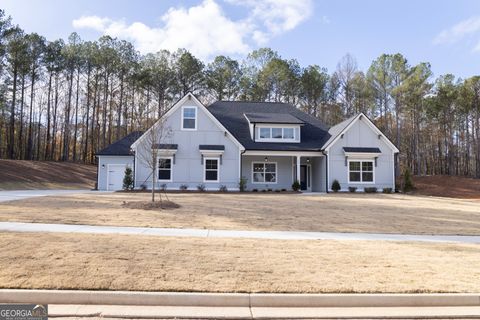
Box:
[136,118,173,203]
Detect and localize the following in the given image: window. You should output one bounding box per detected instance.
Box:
[158,158,172,181]
[349,160,374,183]
[204,158,219,182]
[259,127,270,139]
[256,127,297,142]
[283,128,294,139]
[253,162,277,183]
[182,107,197,130]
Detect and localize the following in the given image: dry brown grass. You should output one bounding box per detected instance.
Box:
[1,192,480,235]
[1,232,479,293]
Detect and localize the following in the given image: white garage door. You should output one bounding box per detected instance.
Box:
[107,164,127,191]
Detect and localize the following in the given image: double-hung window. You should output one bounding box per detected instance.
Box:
[349,160,374,183]
[182,107,197,130]
[253,162,277,183]
[158,158,172,181]
[204,158,219,182]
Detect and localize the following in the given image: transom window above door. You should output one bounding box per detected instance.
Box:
[348,160,374,183]
[182,106,197,130]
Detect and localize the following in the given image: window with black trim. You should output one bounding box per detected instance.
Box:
[253,162,277,183]
[158,158,172,181]
[204,158,219,181]
[349,160,373,182]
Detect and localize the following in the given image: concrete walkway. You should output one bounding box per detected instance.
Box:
[0,189,92,202]
[1,221,480,243]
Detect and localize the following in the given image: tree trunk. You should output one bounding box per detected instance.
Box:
[8,63,17,159]
[27,68,36,160]
[72,69,80,161]
[45,71,53,160]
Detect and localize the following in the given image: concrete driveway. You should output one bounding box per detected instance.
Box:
[0,189,92,202]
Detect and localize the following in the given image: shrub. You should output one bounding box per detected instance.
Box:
[197,184,206,192]
[281,188,287,192]
[292,180,301,192]
[219,185,228,192]
[160,183,167,192]
[252,188,258,192]
[364,187,377,193]
[261,189,267,192]
[402,168,414,192]
[274,189,281,193]
[267,188,273,192]
[331,179,341,192]
[122,167,134,190]
[348,186,357,193]
[239,176,247,192]
[140,184,147,191]
[382,187,393,194]
[180,184,188,191]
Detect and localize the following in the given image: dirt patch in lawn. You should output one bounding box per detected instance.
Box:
[1,232,479,293]
[413,175,480,200]
[1,192,479,235]
[0,160,96,190]
[122,200,181,210]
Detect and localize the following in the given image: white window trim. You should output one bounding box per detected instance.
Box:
[181,106,197,131]
[204,157,220,183]
[251,161,278,184]
[157,156,173,182]
[348,159,375,184]
[255,125,299,143]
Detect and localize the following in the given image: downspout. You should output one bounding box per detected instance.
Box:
[240,149,246,189]
[132,150,136,189]
[95,156,99,190]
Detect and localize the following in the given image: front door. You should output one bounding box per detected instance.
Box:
[300,165,308,190]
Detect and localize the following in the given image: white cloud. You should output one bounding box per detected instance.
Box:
[72,0,313,59]
[433,16,480,52]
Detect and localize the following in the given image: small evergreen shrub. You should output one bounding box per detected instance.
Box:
[382,187,393,194]
[219,185,228,192]
[197,184,206,192]
[402,168,414,192]
[160,183,167,192]
[261,189,267,192]
[274,189,281,193]
[292,180,301,191]
[252,188,258,192]
[180,184,188,191]
[348,186,357,193]
[239,176,247,192]
[331,179,341,192]
[281,188,287,192]
[267,188,273,192]
[364,187,377,193]
[140,184,147,191]
[122,167,134,190]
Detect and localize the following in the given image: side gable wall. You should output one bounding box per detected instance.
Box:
[327,117,395,191]
[134,99,241,190]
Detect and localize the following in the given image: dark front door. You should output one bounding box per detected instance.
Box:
[300,165,307,190]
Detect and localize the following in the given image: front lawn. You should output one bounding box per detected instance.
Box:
[0,192,479,235]
[1,232,479,293]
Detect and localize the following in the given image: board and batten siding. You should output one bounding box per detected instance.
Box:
[134,100,241,190]
[327,117,395,192]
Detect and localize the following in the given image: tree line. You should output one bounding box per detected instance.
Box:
[0,9,479,178]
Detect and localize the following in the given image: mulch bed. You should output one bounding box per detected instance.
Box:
[121,200,181,210]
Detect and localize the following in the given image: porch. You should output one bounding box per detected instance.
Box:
[241,151,326,192]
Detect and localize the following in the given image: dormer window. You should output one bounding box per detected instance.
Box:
[182,106,197,130]
[244,112,303,143]
[256,126,300,142]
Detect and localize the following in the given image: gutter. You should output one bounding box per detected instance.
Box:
[322,151,328,193]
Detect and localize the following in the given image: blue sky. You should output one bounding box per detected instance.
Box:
[2,0,480,78]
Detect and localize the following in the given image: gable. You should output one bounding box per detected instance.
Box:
[131,93,243,151]
[323,113,399,153]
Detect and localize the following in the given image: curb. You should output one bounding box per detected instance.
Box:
[1,290,480,307]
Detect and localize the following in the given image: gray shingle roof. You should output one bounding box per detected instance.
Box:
[244,112,304,124]
[343,147,381,153]
[96,131,143,156]
[321,114,357,149]
[208,101,330,151]
[199,145,225,150]
[152,144,178,150]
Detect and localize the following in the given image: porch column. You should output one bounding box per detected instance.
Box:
[296,155,301,183]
